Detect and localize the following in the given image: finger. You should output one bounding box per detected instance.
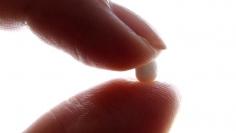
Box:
[111,3,166,50]
[0,0,29,28]
[24,80,178,133]
[0,0,165,70]
[0,0,28,20]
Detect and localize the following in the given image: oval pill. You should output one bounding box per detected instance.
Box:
[135,61,157,82]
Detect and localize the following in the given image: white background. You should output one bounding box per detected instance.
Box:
[0,0,236,132]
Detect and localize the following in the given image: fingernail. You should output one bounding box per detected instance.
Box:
[139,36,163,56]
[111,3,167,51]
[147,32,167,50]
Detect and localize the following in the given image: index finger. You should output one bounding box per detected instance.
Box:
[0,0,165,70]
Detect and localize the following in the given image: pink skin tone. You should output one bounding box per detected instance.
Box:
[0,0,178,133]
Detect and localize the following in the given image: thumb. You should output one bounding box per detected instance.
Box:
[24,80,178,133]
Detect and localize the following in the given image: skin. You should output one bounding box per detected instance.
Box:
[0,0,178,133]
[24,80,178,133]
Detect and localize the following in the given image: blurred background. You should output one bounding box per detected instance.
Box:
[0,0,236,132]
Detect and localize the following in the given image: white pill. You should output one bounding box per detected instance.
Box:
[135,60,157,82]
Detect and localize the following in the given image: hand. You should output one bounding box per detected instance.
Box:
[0,0,178,133]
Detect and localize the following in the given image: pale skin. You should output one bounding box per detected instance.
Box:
[0,0,178,133]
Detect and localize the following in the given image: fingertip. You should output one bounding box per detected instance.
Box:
[91,80,179,132]
[25,80,179,133]
[1,0,164,70]
[25,0,160,71]
[0,0,30,29]
[111,3,166,50]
